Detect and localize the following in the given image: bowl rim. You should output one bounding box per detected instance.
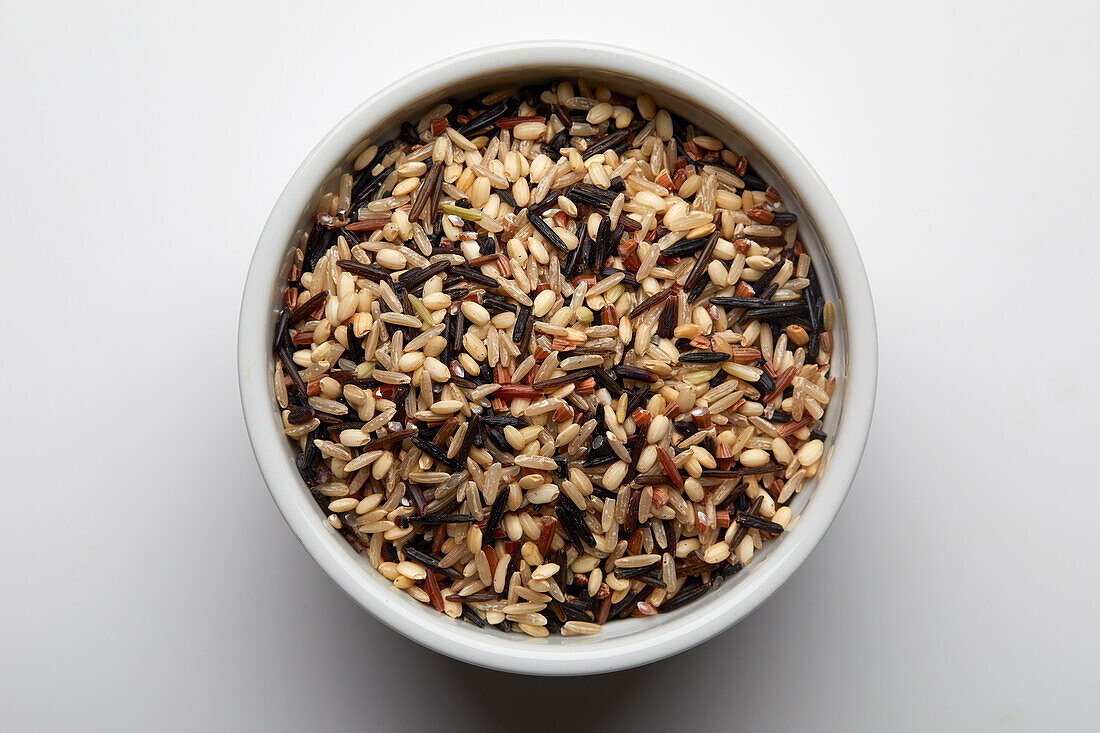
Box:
[238,40,877,676]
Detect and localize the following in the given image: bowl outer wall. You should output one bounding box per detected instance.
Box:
[238,41,877,676]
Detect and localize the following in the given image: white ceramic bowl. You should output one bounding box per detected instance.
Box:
[239,41,876,676]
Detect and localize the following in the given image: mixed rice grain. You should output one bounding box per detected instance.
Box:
[272,80,836,636]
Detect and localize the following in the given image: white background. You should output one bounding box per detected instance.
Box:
[2,1,1098,730]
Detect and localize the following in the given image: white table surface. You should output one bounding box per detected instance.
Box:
[2,2,1098,729]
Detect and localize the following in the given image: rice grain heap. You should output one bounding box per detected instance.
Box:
[272,80,836,636]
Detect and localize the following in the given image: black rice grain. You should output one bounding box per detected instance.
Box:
[482,486,510,541]
[678,351,731,364]
[735,513,785,534]
[412,438,459,469]
[582,130,629,159]
[409,514,475,525]
[616,364,657,383]
[684,231,719,294]
[659,581,709,613]
[528,212,569,253]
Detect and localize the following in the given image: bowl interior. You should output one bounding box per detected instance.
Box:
[244,46,864,674]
